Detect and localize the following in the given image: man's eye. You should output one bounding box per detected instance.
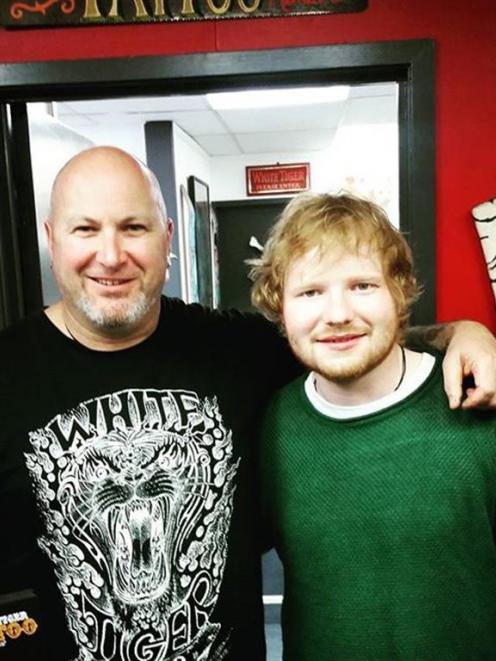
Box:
[125,224,147,233]
[353,282,375,291]
[74,226,95,234]
[300,289,319,298]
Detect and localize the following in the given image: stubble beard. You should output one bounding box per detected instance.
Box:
[289,326,398,384]
[75,291,155,331]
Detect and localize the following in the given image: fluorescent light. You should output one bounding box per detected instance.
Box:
[207,86,349,110]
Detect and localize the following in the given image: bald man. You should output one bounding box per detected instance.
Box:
[0,147,495,661]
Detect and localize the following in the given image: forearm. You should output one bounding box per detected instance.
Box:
[407,319,496,409]
[405,322,455,353]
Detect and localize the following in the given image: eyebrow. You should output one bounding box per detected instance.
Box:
[62,216,98,226]
[64,215,147,226]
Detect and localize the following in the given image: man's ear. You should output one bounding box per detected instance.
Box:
[166,217,174,243]
[44,221,54,263]
[278,311,288,338]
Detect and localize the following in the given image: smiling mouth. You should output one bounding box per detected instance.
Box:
[90,277,134,287]
[318,333,364,344]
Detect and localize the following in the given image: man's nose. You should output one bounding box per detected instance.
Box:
[96,231,126,268]
[322,290,353,325]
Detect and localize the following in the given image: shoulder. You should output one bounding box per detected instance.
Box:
[0,312,48,383]
[160,296,302,387]
[264,375,307,417]
[161,296,278,339]
[0,312,46,351]
[260,377,309,462]
[162,295,291,353]
[406,356,496,431]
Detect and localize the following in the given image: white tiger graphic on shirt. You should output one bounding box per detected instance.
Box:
[25,388,239,661]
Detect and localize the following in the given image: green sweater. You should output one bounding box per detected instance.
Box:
[261,360,496,661]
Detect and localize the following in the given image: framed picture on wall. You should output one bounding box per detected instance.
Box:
[209,205,221,308]
[187,175,215,308]
[178,184,200,303]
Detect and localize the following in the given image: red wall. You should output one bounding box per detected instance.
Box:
[1,0,495,327]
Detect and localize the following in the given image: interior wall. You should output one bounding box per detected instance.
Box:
[1,0,495,327]
[27,112,93,306]
[211,123,399,226]
[68,116,147,162]
[173,124,212,199]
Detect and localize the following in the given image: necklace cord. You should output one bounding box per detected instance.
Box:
[393,345,407,392]
[63,318,77,341]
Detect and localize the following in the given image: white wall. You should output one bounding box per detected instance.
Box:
[210,122,399,226]
[173,124,211,197]
[28,110,94,305]
[59,117,147,162]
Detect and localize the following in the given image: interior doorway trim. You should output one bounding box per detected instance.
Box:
[0,39,434,327]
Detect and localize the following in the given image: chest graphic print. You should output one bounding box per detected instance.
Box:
[25,389,239,660]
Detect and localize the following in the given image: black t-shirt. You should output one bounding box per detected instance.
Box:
[0,297,298,661]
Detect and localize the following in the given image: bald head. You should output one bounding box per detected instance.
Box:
[44,145,174,345]
[48,146,167,226]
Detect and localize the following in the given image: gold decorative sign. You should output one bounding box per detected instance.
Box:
[0,0,367,28]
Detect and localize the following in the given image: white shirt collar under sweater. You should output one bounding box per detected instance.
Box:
[304,352,436,420]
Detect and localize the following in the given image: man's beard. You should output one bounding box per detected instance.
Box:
[288,325,398,384]
[76,291,154,331]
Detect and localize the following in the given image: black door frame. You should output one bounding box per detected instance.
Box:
[0,39,435,329]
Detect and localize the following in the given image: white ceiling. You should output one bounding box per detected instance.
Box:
[54,82,398,157]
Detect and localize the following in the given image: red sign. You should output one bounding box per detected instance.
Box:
[246,163,310,196]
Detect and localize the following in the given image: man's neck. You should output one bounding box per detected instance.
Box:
[314,345,421,407]
[44,301,161,352]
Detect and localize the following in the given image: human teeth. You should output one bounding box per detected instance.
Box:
[96,279,122,286]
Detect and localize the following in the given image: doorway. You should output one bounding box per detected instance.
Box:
[0,40,434,330]
[214,199,289,311]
